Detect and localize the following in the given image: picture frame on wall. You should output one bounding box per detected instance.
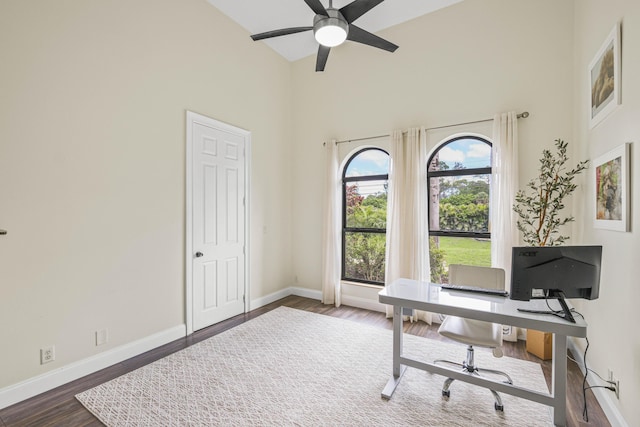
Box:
[588,22,621,129]
[594,142,630,231]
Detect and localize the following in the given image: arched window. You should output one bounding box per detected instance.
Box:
[342,148,389,285]
[427,136,492,283]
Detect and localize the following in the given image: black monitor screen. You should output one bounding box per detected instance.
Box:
[510,246,602,301]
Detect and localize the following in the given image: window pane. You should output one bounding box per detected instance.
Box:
[344,231,386,283]
[429,174,490,232]
[342,148,389,286]
[429,236,491,284]
[345,149,389,177]
[345,180,388,228]
[428,138,491,171]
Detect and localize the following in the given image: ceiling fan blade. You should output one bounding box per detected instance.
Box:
[340,0,384,23]
[250,27,313,41]
[304,0,327,16]
[346,24,398,52]
[316,45,331,72]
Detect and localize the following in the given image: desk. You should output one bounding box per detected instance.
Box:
[379,278,587,427]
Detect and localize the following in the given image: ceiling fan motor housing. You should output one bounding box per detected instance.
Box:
[313,9,349,47]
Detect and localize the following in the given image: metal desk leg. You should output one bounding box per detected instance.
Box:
[381,305,407,399]
[552,333,568,426]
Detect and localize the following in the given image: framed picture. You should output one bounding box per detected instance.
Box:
[588,22,621,129]
[594,143,630,231]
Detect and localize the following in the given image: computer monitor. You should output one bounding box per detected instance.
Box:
[510,245,602,323]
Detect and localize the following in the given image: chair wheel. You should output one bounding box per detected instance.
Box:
[442,390,450,397]
[494,403,504,412]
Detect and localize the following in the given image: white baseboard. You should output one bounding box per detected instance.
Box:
[249,287,297,310]
[252,285,386,313]
[0,324,186,410]
[289,286,322,301]
[249,286,322,310]
[254,285,385,313]
[567,338,629,427]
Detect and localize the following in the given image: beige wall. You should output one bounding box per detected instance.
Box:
[573,1,640,424]
[0,0,293,389]
[290,0,575,292]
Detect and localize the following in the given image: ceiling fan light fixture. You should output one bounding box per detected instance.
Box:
[313,10,348,47]
[250,0,398,72]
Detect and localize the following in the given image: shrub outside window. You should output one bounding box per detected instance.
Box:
[342,148,389,285]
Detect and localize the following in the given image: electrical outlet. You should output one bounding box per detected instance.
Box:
[95,328,109,346]
[40,346,55,364]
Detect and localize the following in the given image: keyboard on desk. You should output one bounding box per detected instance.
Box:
[439,283,509,297]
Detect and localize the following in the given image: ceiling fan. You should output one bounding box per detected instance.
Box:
[250,0,399,72]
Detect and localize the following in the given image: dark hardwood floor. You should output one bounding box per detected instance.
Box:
[0,296,609,426]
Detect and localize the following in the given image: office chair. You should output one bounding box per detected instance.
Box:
[434,264,513,411]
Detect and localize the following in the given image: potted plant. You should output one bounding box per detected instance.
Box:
[513,139,589,246]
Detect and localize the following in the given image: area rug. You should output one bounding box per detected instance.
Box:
[76,307,552,426]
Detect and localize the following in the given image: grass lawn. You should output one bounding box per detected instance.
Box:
[438,236,491,267]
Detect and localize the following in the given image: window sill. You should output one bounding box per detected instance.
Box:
[341,280,384,289]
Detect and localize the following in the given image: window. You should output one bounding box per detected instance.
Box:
[342,148,389,285]
[427,137,492,283]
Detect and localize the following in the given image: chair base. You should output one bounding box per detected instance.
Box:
[434,345,513,411]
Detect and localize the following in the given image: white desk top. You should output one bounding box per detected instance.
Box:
[379,278,587,337]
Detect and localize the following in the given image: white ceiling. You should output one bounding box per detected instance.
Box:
[207,0,463,62]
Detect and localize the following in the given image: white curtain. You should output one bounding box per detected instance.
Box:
[491,112,519,287]
[384,128,431,322]
[321,139,341,306]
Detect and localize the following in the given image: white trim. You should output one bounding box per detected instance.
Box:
[185,111,251,335]
[0,325,185,410]
[567,338,628,427]
[185,112,195,335]
[290,286,322,301]
[244,136,252,313]
[341,294,386,313]
[249,287,322,311]
[249,286,386,314]
[249,288,296,310]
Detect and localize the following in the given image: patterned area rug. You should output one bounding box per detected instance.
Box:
[76,307,552,426]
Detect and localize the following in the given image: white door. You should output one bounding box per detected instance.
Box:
[187,112,249,332]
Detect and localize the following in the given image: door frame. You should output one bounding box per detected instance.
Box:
[185,110,251,335]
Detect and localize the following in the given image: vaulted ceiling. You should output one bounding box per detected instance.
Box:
[207,0,463,61]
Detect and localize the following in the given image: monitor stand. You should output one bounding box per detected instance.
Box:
[517,290,576,323]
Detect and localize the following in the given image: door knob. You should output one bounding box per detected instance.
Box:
[0,229,6,235]
[195,252,204,257]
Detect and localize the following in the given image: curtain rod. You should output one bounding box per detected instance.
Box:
[332,111,529,145]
